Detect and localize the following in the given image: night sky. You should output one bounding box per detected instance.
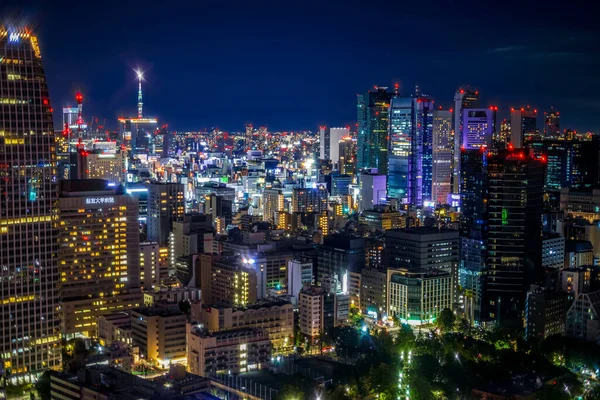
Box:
[3,1,600,132]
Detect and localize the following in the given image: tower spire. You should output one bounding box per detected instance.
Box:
[136,69,143,118]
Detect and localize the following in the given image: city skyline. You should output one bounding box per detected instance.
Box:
[2,1,599,132]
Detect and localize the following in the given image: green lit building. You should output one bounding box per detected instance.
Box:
[357,87,391,175]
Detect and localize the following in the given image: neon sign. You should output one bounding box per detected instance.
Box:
[86,197,115,205]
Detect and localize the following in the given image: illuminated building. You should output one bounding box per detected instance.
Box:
[483,148,544,326]
[565,240,594,268]
[131,307,187,368]
[299,286,325,340]
[147,183,185,245]
[359,170,386,211]
[97,312,132,347]
[196,299,293,352]
[543,108,560,139]
[58,180,142,337]
[360,267,387,316]
[202,194,232,232]
[559,188,600,223]
[359,205,403,232]
[387,268,453,325]
[169,213,213,265]
[462,108,496,150]
[319,126,348,166]
[414,94,434,205]
[432,109,453,204]
[365,236,385,268]
[387,96,413,202]
[493,118,511,150]
[77,150,126,184]
[338,136,356,175]
[357,87,392,174]
[287,259,313,301]
[262,188,284,224]
[187,326,272,377]
[139,242,169,290]
[0,27,62,381]
[510,107,538,147]
[200,254,258,307]
[292,186,328,213]
[542,233,565,270]
[453,88,480,193]
[525,286,568,341]
[330,174,352,197]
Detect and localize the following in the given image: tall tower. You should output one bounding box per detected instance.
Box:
[0,27,62,381]
[136,69,144,118]
[357,87,391,175]
[543,108,560,139]
[510,107,537,147]
[452,88,480,193]
[432,109,453,204]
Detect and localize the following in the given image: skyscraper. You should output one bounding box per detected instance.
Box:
[483,148,544,326]
[0,27,62,381]
[510,107,538,147]
[414,96,434,205]
[319,126,347,167]
[452,89,480,193]
[357,87,391,174]
[432,109,453,204]
[147,183,185,245]
[461,107,496,150]
[543,108,560,139]
[387,97,413,202]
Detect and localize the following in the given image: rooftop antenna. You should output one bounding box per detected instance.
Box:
[136,69,144,118]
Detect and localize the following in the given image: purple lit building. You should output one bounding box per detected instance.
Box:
[461,108,496,150]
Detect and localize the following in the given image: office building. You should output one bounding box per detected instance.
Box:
[169,213,214,265]
[359,170,386,211]
[196,182,236,205]
[287,258,314,300]
[77,151,126,184]
[317,233,365,284]
[320,126,348,166]
[97,312,133,347]
[543,108,560,139]
[357,87,392,174]
[0,26,62,380]
[292,186,328,213]
[203,194,232,233]
[359,205,403,232]
[432,109,453,204]
[387,96,413,202]
[139,242,169,290]
[201,254,258,307]
[143,285,201,307]
[510,107,538,147]
[130,307,187,368]
[541,233,565,270]
[560,188,600,223]
[387,268,453,326]
[58,180,142,337]
[565,240,594,268]
[462,108,496,150]
[197,299,294,352]
[339,136,356,175]
[493,118,511,150]
[147,183,185,245]
[330,173,352,196]
[453,88,480,192]
[298,286,325,340]
[525,286,568,341]
[360,267,387,317]
[262,188,284,224]
[483,148,544,325]
[413,94,434,205]
[560,267,591,300]
[187,326,271,377]
[565,290,600,343]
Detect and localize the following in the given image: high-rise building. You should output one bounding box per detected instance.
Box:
[432,109,453,204]
[525,286,568,341]
[452,89,480,192]
[338,136,356,175]
[543,108,560,139]
[357,87,391,174]
[493,119,511,150]
[58,180,142,337]
[139,242,169,290]
[0,27,62,380]
[510,107,538,147]
[287,258,313,300]
[359,171,386,211]
[413,95,434,205]
[298,286,325,341]
[316,234,365,285]
[147,183,185,245]
[201,254,258,307]
[262,188,284,224]
[77,150,126,184]
[483,148,544,326]
[292,186,328,213]
[461,108,496,150]
[319,127,348,166]
[388,97,413,202]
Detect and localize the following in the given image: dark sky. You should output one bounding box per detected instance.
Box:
[3,1,600,132]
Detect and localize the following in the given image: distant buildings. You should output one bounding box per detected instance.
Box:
[292,186,328,213]
[147,183,185,245]
[357,87,392,175]
[510,106,537,147]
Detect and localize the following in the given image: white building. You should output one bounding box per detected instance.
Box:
[319,127,348,167]
[299,286,325,340]
[287,259,313,302]
[359,171,386,212]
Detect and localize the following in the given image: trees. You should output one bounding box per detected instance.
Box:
[436,308,455,332]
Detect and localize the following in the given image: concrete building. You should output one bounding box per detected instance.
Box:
[299,286,325,340]
[359,170,386,211]
[525,286,568,341]
[169,213,214,264]
[292,186,328,213]
[97,312,132,347]
[359,205,404,232]
[140,242,169,290]
[197,299,294,352]
[58,180,142,337]
[348,271,361,309]
[360,267,387,317]
[565,240,594,268]
[566,290,600,344]
[560,188,600,223]
[560,267,591,300]
[147,183,185,245]
[262,188,285,224]
[200,254,258,307]
[143,285,201,307]
[187,326,272,377]
[130,307,187,368]
[287,258,314,301]
[79,151,126,184]
[317,233,365,285]
[387,268,453,326]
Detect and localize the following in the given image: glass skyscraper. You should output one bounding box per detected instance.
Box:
[357,87,391,175]
[0,27,61,382]
[432,109,452,204]
[414,96,434,205]
[387,97,413,202]
[452,89,479,193]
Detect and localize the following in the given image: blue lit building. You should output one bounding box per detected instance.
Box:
[387,97,413,202]
[357,87,392,175]
[414,96,434,205]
